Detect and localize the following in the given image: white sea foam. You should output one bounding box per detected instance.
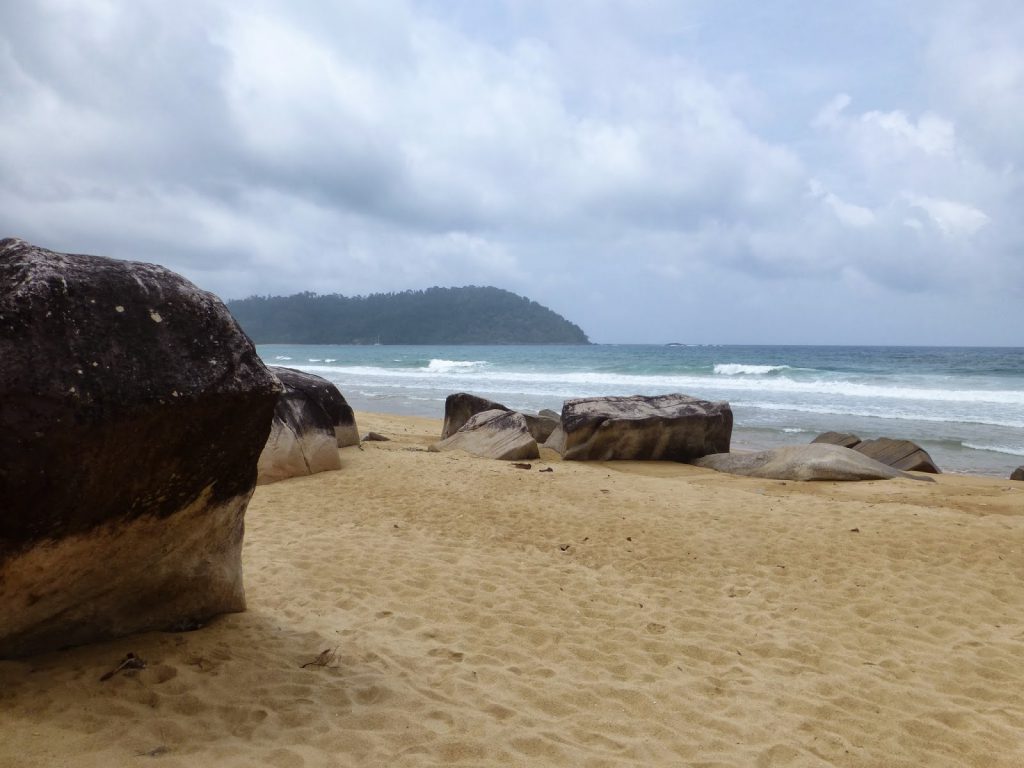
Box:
[782,427,808,433]
[714,363,791,375]
[308,358,322,362]
[424,359,488,373]
[962,442,1024,457]
[274,355,292,360]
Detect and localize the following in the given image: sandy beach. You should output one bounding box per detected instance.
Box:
[2,410,1022,767]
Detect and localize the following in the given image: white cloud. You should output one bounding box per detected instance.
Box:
[905,194,991,237]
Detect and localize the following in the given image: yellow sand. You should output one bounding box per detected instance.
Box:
[2,411,1023,767]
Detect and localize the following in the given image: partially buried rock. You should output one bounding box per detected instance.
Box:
[269,367,359,447]
[853,438,940,474]
[1011,466,1024,481]
[433,409,539,461]
[558,394,732,461]
[258,368,343,485]
[441,393,511,439]
[0,238,280,658]
[810,432,940,473]
[693,444,933,482]
[811,432,862,449]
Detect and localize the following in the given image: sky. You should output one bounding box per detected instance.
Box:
[1,0,1022,345]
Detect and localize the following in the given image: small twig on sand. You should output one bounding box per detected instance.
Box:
[301,648,338,669]
[99,652,146,682]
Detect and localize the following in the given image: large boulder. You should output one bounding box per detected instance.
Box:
[270,367,359,447]
[693,444,933,482]
[810,432,940,473]
[0,238,280,658]
[558,394,732,461]
[1011,466,1024,481]
[258,369,343,485]
[432,409,539,461]
[441,393,511,439]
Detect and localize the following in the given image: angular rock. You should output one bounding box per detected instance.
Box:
[853,438,940,474]
[811,432,940,473]
[258,370,342,485]
[559,394,732,462]
[1011,466,1024,481]
[433,409,539,461]
[523,412,560,444]
[544,424,566,455]
[811,432,862,449]
[441,393,511,439]
[693,445,933,482]
[270,367,359,447]
[0,238,280,658]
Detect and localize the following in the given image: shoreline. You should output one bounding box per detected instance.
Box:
[2,411,1022,766]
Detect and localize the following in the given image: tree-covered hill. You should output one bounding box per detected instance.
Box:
[226,286,590,344]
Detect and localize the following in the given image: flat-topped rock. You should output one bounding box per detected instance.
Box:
[559,394,732,461]
[694,444,933,482]
[433,409,539,461]
[0,238,280,657]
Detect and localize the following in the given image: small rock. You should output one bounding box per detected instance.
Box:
[363,431,390,442]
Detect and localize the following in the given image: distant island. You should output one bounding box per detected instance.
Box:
[226,286,590,345]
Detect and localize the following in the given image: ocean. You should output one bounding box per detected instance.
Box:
[256,344,1024,477]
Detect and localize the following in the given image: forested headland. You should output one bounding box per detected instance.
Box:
[226,286,590,344]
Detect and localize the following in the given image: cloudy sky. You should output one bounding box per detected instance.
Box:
[1,1,1021,344]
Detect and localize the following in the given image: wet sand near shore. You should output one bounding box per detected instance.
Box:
[2,411,1023,767]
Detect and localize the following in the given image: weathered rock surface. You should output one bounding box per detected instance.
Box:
[811,432,862,449]
[523,412,560,444]
[694,445,933,482]
[1011,466,1024,481]
[270,367,359,447]
[558,394,732,462]
[853,438,940,473]
[544,424,566,454]
[810,432,940,473]
[539,408,561,421]
[433,409,539,461]
[441,393,511,439]
[258,369,343,485]
[0,238,280,658]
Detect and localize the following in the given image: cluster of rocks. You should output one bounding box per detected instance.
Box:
[3,238,1020,662]
[432,392,733,463]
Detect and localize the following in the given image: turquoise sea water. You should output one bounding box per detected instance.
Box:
[256,344,1024,477]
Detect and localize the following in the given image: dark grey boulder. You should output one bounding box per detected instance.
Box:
[0,238,280,658]
[694,445,933,482]
[558,394,732,461]
[1011,466,1024,481]
[433,409,539,461]
[270,367,359,447]
[258,369,343,485]
[441,393,511,439]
